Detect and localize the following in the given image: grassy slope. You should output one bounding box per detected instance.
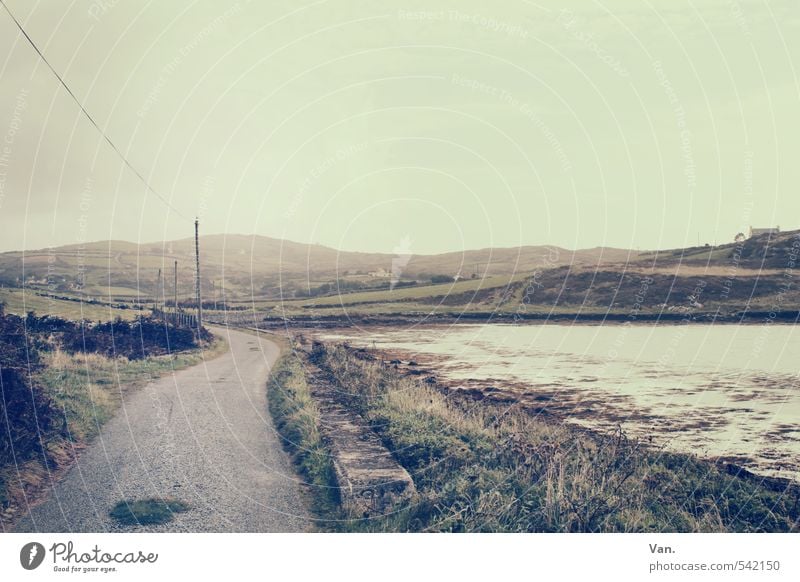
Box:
[0,235,631,302]
[269,344,799,533]
[0,288,141,321]
[298,274,524,307]
[267,355,340,519]
[252,233,800,317]
[36,345,224,440]
[0,338,226,528]
[261,270,799,320]
[4,230,798,316]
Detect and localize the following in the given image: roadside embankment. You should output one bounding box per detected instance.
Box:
[268,338,800,532]
[0,310,221,530]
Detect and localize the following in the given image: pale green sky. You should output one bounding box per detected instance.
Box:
[0,0,798,253]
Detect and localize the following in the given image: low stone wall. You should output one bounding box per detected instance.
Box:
[300,352,416,518]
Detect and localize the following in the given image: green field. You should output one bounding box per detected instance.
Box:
[299,274,523,307]
[3,230,798,319]
[0,288,142,320]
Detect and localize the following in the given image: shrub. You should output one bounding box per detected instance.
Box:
[430,275,453,284]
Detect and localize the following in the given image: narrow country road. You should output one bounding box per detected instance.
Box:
[15,327,312,532]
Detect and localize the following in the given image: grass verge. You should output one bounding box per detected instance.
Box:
[1,336,225,529]
[270,342,800,533]
[36,346,221,441]
[266,353,340,521]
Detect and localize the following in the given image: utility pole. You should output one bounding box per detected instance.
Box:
[155,268,162,312]
[194,217,202,330]
[173,260,178,325]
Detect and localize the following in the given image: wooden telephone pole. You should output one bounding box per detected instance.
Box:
[194,218,202,330]
[155,268,162,311]
[173,260,178,325]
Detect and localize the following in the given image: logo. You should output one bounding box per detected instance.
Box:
[20,542,46,570]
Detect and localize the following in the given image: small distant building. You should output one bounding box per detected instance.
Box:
[368,268,390,278]
[748,225,780,239]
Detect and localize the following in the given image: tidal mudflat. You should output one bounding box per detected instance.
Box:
[319,323,800,481]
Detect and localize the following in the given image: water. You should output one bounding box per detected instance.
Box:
[319,323,800,480]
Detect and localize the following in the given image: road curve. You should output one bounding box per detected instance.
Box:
[15,327,312,532]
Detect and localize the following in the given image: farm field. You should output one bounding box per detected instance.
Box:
[0,288,142,320]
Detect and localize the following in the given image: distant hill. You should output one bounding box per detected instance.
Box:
[1,230,797,316]
[282,229,800,317]
[0,234,634,301]
[639,229,800,269]
[491,229,800,316]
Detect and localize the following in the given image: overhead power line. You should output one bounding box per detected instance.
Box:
[0,0,190,222]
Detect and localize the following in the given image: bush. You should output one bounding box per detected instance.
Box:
[0,313,53,471]
[17,312,210,360]
[0,367,55,471]
[430,275,453,284]
[0,310,210,516]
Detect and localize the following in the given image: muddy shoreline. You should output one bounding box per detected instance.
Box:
[299,334,799,494]
[257,309,800,329]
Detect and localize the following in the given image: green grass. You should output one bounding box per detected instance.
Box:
[297,274,524,307]
[81,285,143,296]
[1,337,224,529]
[109,498,190,526]
[270,343,800,533]
[267,354,340,519]
[220,274,524,315]
[35,344,220,441]
[0,288,140,320]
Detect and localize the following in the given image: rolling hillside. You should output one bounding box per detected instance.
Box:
[270,229,800,318]
[0,234,633,302]
[1,230,797,319]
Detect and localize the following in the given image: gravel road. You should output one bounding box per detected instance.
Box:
[15,327,312,532]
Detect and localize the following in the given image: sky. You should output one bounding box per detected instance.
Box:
[0,0,798,254]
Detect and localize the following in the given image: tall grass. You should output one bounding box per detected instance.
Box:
[36,347,213,441]
[272,343,800,533]
[1,339,222,529]
[267,354,340,520]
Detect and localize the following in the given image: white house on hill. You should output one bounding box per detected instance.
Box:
[748,226,780,238]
